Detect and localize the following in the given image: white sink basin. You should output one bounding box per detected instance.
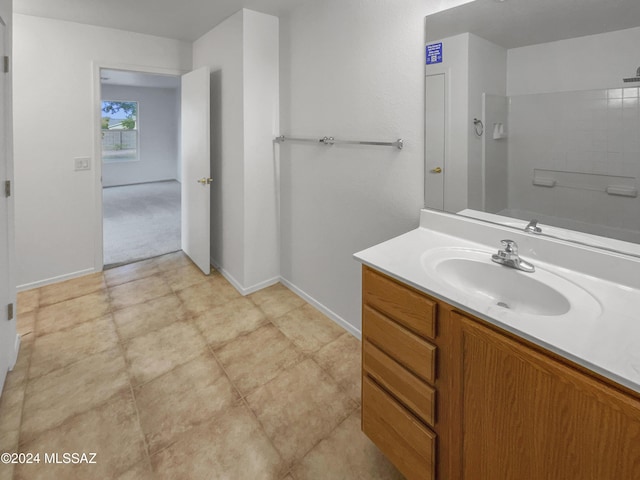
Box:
[421,248,601,318]
[436,257,569,315]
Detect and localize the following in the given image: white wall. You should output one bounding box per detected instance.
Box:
[279,0,473,335]
[101,84,179,187]
[243,10,279,289]
[13,14,191,288]
[193,9,279,293]
[507,26,640,96]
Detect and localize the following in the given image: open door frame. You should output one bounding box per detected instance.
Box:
[91,62,187,272]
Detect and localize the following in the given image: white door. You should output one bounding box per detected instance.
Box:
[425,73,446,210]
[0,16,17,391]
[181,67,211,274]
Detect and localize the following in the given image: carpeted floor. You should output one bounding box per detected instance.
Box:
[103,180,181,267]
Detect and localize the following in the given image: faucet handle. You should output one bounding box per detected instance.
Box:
[500,239,518,254]
[525,219,542,233]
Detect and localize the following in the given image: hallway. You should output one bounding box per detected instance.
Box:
[0,252,401,479]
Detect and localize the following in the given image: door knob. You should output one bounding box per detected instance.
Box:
[197,177,212,185]
[430,167,442,174]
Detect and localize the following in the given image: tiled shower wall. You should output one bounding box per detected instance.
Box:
[506,87,640,242]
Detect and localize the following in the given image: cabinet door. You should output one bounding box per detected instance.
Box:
[458,313,640,480]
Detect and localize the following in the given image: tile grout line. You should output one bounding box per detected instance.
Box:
[137,289,272,466]
[305,334,363,406]
[111,289,155,474]
[203,301,350,476]
[205,334,292,477]
[111,298,193,349]
[227,296,361,476]
[107,273,162,290]
[108,272,174,312]
[15,288,44,448]
[12,259,364,479]
[17,271,157,455]
[234,350,358,477]
[263,312,360,403]
[17,368,139,449]
[14,303,38,456]
[293,403,359,473]
[117,271,231,394]
[191,309,271,367]
[236,387,290,477]
[206,344,248,402]
[37,274,105,309]
[11,255,199,473]
[24,288,115,384]
[136,264,218,463]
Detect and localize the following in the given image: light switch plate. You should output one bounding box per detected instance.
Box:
[74,157,91,171]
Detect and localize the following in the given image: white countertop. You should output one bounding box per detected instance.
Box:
[354,210,640,394]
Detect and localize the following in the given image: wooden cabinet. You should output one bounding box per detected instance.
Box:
[458,313,640,480]
[361,265,640,480]
[361,266,440,480]
[362,266,462,480]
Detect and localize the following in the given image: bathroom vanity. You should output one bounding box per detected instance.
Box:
[355,210,640,480]
[407,1,640,476]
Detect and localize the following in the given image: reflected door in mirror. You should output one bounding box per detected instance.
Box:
[425,73,446,210]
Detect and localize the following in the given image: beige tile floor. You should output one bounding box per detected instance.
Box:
[0,252,403,480]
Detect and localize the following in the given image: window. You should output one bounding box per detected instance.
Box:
[101,101,139,163]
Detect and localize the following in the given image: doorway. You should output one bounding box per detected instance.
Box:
[100,69,182,268]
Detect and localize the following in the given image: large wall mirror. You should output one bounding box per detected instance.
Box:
[424,0,640,255]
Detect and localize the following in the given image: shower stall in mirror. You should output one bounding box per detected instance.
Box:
[424,0,640,249]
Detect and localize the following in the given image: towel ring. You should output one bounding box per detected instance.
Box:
[473,118,484,137]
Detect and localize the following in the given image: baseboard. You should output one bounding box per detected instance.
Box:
[210,258,279,296]
[17,267,96,292]
[208,260,360,339]
[241,276,280,295]
[279,277,362,340]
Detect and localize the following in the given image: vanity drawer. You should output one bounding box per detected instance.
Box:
[363,341,436,426]
[363,266,437,340]
[363,305,437,383]
[362,376,436,480]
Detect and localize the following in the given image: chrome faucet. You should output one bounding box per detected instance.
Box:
[524,219,542,234]
[491,239,535,273]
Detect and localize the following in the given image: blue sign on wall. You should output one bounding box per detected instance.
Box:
[426,43,443,65]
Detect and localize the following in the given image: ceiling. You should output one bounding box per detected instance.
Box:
[425,0,640,49]
[16,0,638,48]
[13,0,307,42]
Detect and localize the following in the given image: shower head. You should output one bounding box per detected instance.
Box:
[623,67,640,83]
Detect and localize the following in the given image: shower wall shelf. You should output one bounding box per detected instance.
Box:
[274,135,404,150]
[532,169,638,197]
